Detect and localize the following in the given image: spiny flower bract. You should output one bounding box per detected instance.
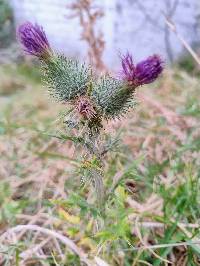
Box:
[91,76,136,119]
[42,55,92,101]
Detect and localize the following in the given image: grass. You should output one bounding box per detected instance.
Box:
[0,62,200,265]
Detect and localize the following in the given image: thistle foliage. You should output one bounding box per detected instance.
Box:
[17,21,164,210]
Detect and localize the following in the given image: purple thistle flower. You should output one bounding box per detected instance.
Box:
[121,53,164,87]
[17,22,52,59]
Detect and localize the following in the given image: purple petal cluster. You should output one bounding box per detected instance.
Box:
[121,53,163,87]
[17,22,52,59]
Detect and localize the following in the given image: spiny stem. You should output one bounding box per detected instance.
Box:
[91,169,105,210]
[85,133,105,212]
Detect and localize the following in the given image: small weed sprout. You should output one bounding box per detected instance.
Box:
[17,22,164,213]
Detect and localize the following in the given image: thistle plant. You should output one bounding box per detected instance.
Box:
[17,22,163,212]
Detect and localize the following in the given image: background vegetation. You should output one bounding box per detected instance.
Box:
[0,0,14,48]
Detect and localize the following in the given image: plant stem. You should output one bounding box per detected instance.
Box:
[84,133,105,213]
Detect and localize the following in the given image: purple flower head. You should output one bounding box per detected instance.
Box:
[121,53,164,87]
[17,22,52,59]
